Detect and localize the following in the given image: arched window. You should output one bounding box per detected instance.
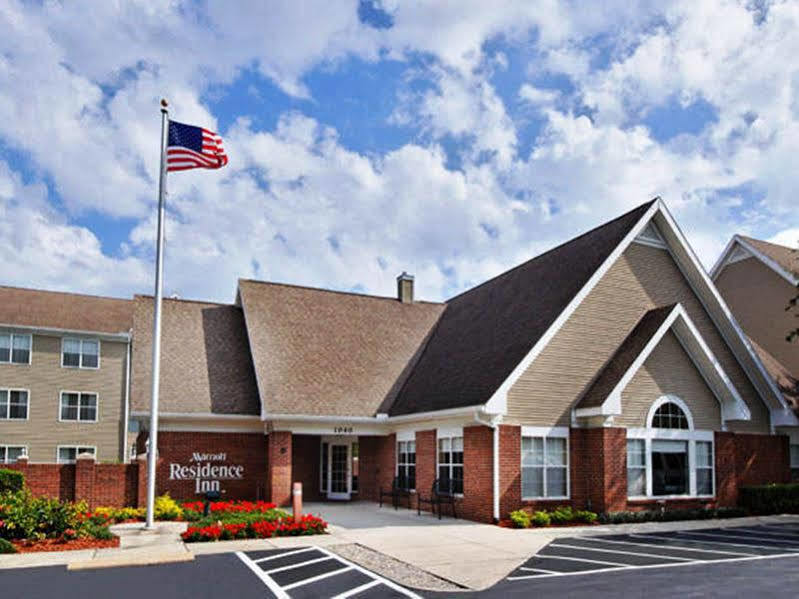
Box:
[651,401,690,430]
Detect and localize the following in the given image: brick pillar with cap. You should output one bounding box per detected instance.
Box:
[268,431,292,506]
[75,452,97,508]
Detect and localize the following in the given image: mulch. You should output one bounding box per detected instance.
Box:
[11,536,120,553]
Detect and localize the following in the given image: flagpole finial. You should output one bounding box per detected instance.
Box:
[160,98,168,112]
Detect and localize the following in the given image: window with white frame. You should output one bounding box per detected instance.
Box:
[57,446,96,464]
[60,392,98,422]
[791,444,799,482]
[627,397,714,498]
[521,432,569,499]
[0,389,28,420]
[397,440,416,491]
[62,338,99,369]
[437,436,463,494]
[0,333,31,364]
[0,446,26,464]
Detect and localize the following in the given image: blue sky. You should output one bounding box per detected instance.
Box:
[0,1,797,303]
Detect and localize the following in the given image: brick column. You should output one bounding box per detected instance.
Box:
[358,434,396,502]
[462,425,493,523]
[415,430,436,511]
[714,431,737,506]
[75,452,97,508]
[498,425,521,520]
[578,427,627,513]
[267,431,292,506]
[136,454,148,507]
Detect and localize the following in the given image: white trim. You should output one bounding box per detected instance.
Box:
[56,445,97,464]
[0,322,129,342]
[0,388,30,421]
[484,200,660,415]
[436,425,463,438]
[626,428,714,441]
[58,390,99,423]
[0,444,28,464]
[131,411,261,422]
[123,337,131,463]
[0,331,32,365]
[395,429,415,442]
[711,235,798,286]
[386,405,484,423]
[436,432,464,495]
[575,303,750,422]
[633,221,668,249]
[156,422,265,433]
[646,395,695,430]
[61,337,100,370]
[520,425,569,438]
[396,437,417,492]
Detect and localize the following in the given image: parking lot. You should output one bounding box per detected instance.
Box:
[506,522,799,582]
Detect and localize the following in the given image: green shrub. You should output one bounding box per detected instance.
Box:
[154,494,183,521]
[0,538,17,553]
[509,509,531,528]
[531,511,551,527]
[549,506,575,524]
[599,506,747,525]
[739,483,799,515]
[0,489,85,540]
[86,524,115,541]
[0,469,24,494]
[575,509,598,524]
[191,508,291,529]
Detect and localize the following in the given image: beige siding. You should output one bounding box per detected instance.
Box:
[506,242,770,433]
[715,257,799,374]
[617,331,721,429]
[0,334,127,462]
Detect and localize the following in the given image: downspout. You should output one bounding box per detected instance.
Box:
[122,330,132,463]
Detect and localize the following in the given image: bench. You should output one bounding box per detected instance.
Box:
[417,478,458,519]
[379,476,413,510]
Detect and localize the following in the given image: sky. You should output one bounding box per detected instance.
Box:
[1,0,798,303]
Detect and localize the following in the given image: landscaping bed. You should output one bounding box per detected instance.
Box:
[10,537,120,553]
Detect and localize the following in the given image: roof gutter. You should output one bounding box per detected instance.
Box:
[0,322,131,342]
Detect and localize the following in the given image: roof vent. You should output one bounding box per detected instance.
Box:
[396,272,414,303]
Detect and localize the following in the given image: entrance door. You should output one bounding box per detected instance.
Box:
[327,443,351,500]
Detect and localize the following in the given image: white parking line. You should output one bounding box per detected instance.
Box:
[672,530,799,549]
[578,536,755,557]
[282,566,353,591]
[550,543,694,562]
[536,553,630,568]
[315,547,423,598]
[263,555,333,575]
[506,551,799,582]
[252,547,317,564]
[732,527,799,538]
[332,579,381,598]
[236,551,289,599]
[629,533,793,553]
[519,566,568,575]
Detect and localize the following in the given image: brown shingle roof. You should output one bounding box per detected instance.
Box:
[131,296,259,415]
[748,337,799,416]
[577,305,675,410]
[388,200,657,416]
[739,236,799,278]
[0,285,132,334]
[238,280,445,417]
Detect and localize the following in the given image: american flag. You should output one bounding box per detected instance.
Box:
[167,120,228,172]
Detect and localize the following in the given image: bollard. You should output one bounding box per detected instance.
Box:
[292,482,302,523]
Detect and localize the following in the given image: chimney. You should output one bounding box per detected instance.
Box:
[396,272,414,303]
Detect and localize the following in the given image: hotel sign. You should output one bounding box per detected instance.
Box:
[169,452,244,494]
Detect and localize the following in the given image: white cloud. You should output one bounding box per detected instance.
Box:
[518,84,560,106]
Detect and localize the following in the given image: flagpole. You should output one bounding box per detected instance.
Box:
[145,99,169,529]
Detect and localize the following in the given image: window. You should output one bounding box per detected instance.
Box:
[791,444,799,482]
[0,389,28,419]
[62,338,99,369]
[651,402,689,429]
[522,435,569,499]
[0,333,31,364]
[696,441,714,495]
[59,392,98,422]
[652,440,688,496]
[57,446,96,464]
[0,446,26,464]
[397,440,416,491]
[627,439,646,497]
[437,436,463,494]
[320,442,328,493]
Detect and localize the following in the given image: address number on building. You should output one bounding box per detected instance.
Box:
[333,426,354,434]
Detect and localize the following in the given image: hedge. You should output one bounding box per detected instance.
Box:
[739,483,799,515]
[599,506,747,525]
[0,469,24,494]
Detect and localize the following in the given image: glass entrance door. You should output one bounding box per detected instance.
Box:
[327,443,351,500]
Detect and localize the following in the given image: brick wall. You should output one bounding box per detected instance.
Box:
[267,431,292,506]
[292,434,322,501]
[358,434,395,502]
[415,430,436,510]
[154,431,268,501]
[498,425,521,518]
